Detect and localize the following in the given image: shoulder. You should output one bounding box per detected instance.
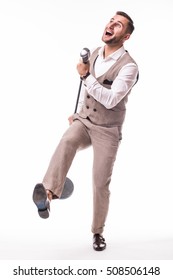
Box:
[123,51,138,66]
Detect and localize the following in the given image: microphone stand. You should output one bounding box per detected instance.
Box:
[74,48,90,114]
[74,79,82,114]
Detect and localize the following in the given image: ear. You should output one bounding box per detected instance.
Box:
[123,33,131,42]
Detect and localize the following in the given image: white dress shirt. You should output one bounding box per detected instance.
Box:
[78,45,138,110]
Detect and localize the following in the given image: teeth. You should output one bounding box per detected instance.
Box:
[106,31,112,35]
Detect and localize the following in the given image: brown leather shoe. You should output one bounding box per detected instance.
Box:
[93,234,106,251]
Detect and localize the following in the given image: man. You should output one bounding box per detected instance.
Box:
[33,11,139,251]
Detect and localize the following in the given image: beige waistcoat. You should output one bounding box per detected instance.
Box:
[78,47,138,128]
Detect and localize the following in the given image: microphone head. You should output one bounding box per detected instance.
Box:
[80,48,90,63]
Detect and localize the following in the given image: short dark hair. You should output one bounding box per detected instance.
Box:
[116,11,135,34]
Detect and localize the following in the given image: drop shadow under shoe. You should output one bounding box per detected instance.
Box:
[93,234,106,251]
[33,183,50,219]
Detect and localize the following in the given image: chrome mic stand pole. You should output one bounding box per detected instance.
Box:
[74,79,82,113]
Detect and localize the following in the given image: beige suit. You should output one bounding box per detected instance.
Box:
[43,49,138,234]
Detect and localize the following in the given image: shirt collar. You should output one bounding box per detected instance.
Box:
[98,45,126,61]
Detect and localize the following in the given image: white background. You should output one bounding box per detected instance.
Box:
[0,0,173,262]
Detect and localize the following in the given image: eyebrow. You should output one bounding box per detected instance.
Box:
[110,18,124,27]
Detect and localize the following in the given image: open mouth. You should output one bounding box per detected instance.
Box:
[105,31,113,36]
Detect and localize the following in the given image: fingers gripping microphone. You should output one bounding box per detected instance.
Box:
[80,47,90,63]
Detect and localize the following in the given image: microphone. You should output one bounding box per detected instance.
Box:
[80,48,90,63]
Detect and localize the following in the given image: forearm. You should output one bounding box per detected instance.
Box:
[83,63,139,109]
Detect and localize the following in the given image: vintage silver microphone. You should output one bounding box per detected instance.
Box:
[80,48,90,63]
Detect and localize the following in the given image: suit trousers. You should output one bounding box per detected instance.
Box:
[43,116,120,234]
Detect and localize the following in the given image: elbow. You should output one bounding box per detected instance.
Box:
[104,97,118,109]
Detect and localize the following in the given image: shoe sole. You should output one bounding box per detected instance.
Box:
[93,245,106,251]
[33,184,50,219]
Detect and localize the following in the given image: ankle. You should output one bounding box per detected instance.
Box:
[46,190,53,201]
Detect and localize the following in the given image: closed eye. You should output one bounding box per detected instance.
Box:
[109,19,123,28]
[115,22,122,28]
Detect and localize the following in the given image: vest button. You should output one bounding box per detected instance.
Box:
[93,108,97,112]
[87,95,90,98]
[86,106,89,109]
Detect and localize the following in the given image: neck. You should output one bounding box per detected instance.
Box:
[104,44,123,58]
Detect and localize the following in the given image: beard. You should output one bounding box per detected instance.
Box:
[102,32,125,46]
[102,36,121,45]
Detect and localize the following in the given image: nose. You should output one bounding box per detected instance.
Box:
[108,21,115,29]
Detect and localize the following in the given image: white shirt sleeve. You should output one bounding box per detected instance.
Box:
[82,62,138,109]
